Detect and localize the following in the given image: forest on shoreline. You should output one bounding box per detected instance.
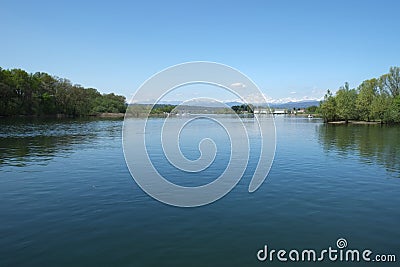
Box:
[0,67,126,117]
[2,66,399,122]
[319,66,400,124]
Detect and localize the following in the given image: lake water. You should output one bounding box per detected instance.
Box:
[1,116,399,266]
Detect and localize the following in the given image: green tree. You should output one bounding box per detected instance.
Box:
[0,67,127,117]
[320,90,336,122]
[231,104,254,114]
[150,104,176,115]
[370,92,392,123]
[305,105,318,113]
[335,82,357,123]
[386,95,400,123]
[380,66,400,97]
[54,78,73,115]
[33,72,58,115]
[0,68,14,115]
[356,78,378,121]
[92,93,127,114]
[10,69,31,114]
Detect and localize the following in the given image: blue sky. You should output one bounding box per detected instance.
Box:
[1,0,400,103]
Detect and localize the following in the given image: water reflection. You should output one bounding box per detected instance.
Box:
[0,118,121,167]
[317,124,400,176]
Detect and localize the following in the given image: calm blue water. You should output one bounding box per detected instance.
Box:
[0,117,399,266]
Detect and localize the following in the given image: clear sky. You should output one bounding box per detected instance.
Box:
[1,0,400,103]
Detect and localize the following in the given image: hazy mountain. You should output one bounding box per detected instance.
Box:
[133,99,320,109]
[157,100,182,105]
[269,100,320,109]
[227,100,320,109]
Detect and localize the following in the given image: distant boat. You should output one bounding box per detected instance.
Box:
[308,114,313,118]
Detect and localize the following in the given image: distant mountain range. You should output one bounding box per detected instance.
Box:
[135,99,320,109]
[267,100,320,109]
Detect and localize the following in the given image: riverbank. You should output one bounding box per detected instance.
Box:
[328,120,381,125]
[287,113,321,117]
[0,113,125,119]
[96,113,125,118]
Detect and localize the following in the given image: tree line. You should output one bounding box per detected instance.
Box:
[319,66,400,123]
[231,104,254,114]
[0,67,127,117]
[150,104,176,115]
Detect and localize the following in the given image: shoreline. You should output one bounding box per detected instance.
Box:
[0,113,126,119]
[96,113,125,118]
[327,120,381,125]
[0,114,392,125]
